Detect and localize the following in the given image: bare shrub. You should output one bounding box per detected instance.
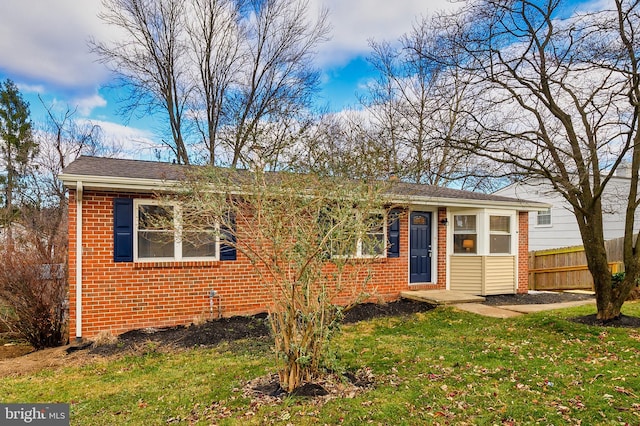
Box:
[92,330,118,347]
[175,168,392,392]
[0,250,67,349]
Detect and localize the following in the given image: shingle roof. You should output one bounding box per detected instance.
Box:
[61,155,188,181]
[60,156,544,208]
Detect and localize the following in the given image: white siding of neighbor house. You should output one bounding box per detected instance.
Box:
[494,178,640,251]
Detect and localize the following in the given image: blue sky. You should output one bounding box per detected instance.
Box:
[0,0,598,157]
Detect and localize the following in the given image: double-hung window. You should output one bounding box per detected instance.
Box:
[489,215,511,254]
[134,200,218,261]
[453,215,477,254]
[362,212,386,257]
[327,211,387,258]
[536,208,552,226]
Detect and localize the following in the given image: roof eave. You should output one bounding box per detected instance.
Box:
[59,173,181,193]
[389,195,550,211]
[59,173,549,211]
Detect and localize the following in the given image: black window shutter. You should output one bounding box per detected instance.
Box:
[113,198,134,262]
[220,212,237,261]
[387,208,401,258]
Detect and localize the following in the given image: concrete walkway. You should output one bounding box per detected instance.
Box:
[400,289,596,318]
[453,303,523,318]
[400,290,485,305]
[453,299,596,318]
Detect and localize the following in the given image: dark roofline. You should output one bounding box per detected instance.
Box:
[59,156,547,209]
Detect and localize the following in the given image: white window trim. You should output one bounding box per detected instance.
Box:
[535,208,552,228]
[133,199,220,262]
[489,214,512,255]
[485,210,517,256]
[452,213,478,255]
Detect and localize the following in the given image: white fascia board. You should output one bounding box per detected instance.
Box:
[390,195,550,211]
[59,173,182,193]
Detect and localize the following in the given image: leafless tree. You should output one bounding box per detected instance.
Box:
[92,0,191,164]
[185,0,244,165]
[293,111,402,180]
[220,0,330,168]
[430,0,640,319]
[360,19,491,189]
[93,0,328,167]
[21,99,108,260]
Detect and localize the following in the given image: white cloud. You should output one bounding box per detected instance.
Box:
[311,0,461,66]
[0,0,110,93]
[85,119,162,160]
[0,0,460,95]
[73,94,108,117]
[16,83,46,94]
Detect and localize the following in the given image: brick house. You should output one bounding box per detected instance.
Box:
[60,156,547,340]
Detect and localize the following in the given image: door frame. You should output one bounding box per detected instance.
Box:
[408,209,437,285]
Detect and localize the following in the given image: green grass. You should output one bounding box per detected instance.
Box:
[1,303,639,425]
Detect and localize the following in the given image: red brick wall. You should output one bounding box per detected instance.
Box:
[518,211,529,293]
[437,207,448,289]
[68,190,418,338]
[68,189,530,337]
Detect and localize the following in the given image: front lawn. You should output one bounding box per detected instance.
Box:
[1,302,639,425]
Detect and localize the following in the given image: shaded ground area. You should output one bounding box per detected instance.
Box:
[571,314,640,328]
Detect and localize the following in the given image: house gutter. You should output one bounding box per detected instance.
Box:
[75,180,83,342]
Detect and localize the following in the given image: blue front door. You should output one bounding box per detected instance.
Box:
[410,212,432,283]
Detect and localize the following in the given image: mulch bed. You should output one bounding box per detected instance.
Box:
[482,291,595,306]
[89,292,640,357]
[571,314,640,328]
[90,299,436,356]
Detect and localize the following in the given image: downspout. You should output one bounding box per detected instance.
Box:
[75,181,83,342]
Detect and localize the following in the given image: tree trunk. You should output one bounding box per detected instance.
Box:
[578,209,628,320]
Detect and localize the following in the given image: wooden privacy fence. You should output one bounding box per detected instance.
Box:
[528,238,624,291]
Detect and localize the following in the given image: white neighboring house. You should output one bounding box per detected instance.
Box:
[494,167,640,251]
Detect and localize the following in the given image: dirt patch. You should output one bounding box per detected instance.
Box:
[0,343,33,359]
[91,300,434,357]
[0,345,96,378]
[91,313,272,356]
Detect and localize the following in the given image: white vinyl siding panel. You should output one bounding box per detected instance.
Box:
[495,178,640,251]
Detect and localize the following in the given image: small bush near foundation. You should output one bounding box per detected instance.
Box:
[92,330,118,347]
[0,250,67,349]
